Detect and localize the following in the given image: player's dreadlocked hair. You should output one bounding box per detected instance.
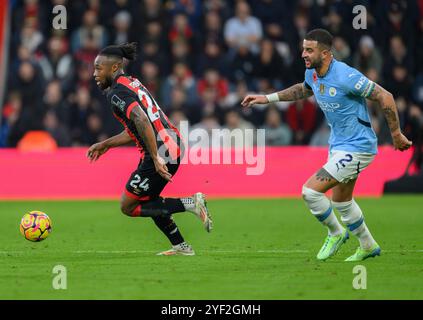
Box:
[99,42,138,60]
[305,29,333,50]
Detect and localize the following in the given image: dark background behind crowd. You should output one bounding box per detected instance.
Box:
[2,0,423,152]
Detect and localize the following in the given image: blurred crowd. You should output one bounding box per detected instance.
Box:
[1,0,423,150]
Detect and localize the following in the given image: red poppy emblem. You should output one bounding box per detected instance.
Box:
[313,72,317,82]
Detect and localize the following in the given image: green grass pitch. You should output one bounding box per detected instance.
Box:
[1,196,422,299]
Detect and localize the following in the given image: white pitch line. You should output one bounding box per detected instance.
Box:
[1,249,423,255]
[72,249,311,254]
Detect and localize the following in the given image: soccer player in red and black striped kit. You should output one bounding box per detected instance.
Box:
[87,43,212,255]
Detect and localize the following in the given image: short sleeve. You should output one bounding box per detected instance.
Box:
[110,91,140,119]
[342,69,375,98]
[303,70,312,90]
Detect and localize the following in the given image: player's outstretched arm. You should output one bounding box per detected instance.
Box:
[241,83,314,107]
[87,130,132,162]
[367,84,412,151]
[130,105,173,182]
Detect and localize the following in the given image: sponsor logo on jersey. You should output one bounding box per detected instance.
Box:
[317,101,341,112]
[354,76,367,90]
[111,94,126,111]
[329,87,337,96]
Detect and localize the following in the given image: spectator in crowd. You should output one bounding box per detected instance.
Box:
[352,36,383,75]
[166,0,203,30]
[227,44,256,85]
[324,6,353,48]
[170,39,192,70]
[202,0,231,21]
[197,68,229,105]
[71,9,108,53]
[139,0,168,29]
[83,113,108,145]
[286,99,319,145]
[165,86,199,124]
[37,36,74,92]
[101,0,138,31]
[253,38,286,89]
[169,109,189,131]
[10,61,45,133]
[189,113,221,148]
[139,39,169,76]
[69,87,97,144]
[384,63,412,100]
[332,36,351,64]
[19,17,44,54]
[168,13,195,48]
[383,35,413,81]
[43,110,71,147]
[310,122,330,147]
[251,0,291,42]
[43,80,71,127]
[1,92,23,147]
[201,10,225,46]
[223,108,256,147]
[196,40,227,77]
[110,10,132,45]
[262,106,292,146]
[161,62,198,108]
[139,60,162,99]
[224,1,263,55]
[198,87,224,124]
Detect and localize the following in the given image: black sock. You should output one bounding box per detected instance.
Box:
[141,197,185,217]
[163,198,185,213]
[152,216,184,245]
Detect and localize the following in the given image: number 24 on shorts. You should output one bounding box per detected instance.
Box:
[129,174,150,191]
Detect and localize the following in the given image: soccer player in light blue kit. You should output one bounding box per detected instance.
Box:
[242,29,412,261]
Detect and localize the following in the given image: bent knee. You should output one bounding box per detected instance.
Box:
[302,185,321,201]
[120,203,134,216]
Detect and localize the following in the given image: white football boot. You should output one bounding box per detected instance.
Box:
[157,242,195,256]
[192,192,213,233]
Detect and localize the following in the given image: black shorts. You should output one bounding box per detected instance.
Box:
[125,157,180,201]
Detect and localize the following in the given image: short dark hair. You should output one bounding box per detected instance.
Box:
[304,29,333,49]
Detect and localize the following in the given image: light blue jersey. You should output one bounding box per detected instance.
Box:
[304,58,378,154]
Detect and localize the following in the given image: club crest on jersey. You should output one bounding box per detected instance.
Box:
[319,83,325,94]
[111,94,126,111]
[129,79,141,88]
[329,87,337,97]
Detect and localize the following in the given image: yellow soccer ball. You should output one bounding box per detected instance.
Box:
[20,211,52,242]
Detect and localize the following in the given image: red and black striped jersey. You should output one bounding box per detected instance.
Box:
[106,74,182,160]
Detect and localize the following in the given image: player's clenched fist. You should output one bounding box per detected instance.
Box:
[392,132,412,151]
[241,94,268,107]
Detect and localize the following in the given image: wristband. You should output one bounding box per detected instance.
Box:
[265,93,279,103]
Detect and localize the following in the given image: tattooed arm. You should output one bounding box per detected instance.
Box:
[367,84,412,151]
[241,83,314,107]
[130,105,173,181]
